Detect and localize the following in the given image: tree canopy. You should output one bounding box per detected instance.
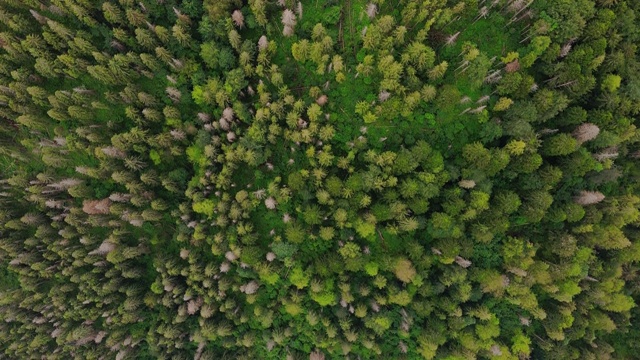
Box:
[1,0,640,359]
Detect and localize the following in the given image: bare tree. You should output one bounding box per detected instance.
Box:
[83,198,112,214]
[232,10,244,28]
[365,3,378,19]
[572,123,600,144]
[574,191,605,205]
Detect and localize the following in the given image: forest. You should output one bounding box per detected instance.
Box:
[1,0,640,358]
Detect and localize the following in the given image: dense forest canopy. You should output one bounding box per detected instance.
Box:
[1,0,640,358]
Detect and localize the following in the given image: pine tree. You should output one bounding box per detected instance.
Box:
[542,133,579,156]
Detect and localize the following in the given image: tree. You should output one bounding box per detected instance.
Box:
[249,0,267,26]
[289,267,310,289]
[601,74,622,92]
[572,123,600,143]
[135,28,157,49]
[102,2,124,24]
[542,134,579,156]
[282,9,296,37]
[401,42,435,71]
[285,223,306,243]
[494,97,514,111]
[574,191,605,205]
[232,10,244,28]
[428,61,448,81]
[394,258,416,283]
[463,142,491,168]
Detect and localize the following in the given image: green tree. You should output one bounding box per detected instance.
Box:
[542,134,579,156]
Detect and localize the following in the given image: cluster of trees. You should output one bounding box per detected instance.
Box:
[0,0,639,358]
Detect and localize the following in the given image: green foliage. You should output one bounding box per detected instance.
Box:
[364,262,379,276]
[149,149,161,165]
[1,1,639,359]
[338,242,360,259]
[394,258,417,283]
[285,223,306,244]
[355,220,376,239]
[311,291,337,307]
[601,74,622,92]
[192,199,216,217]
[289,267,310,289]
[542,134,579,156]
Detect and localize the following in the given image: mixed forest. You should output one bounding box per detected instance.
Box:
[2,0,640,358]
